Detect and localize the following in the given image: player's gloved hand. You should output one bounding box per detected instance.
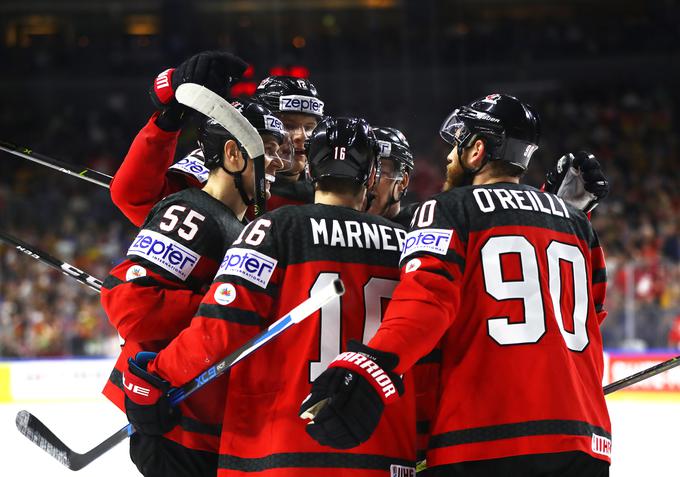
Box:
[544,151,610,213]
[151,51,249,131]
[123,351,180,436]
[299,340,403,449]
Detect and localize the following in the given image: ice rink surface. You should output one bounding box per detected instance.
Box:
[2,393,678,476]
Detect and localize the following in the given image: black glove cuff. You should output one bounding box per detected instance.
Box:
[153,105,187,132]
[127,357,173,393]
[346,340,400,372]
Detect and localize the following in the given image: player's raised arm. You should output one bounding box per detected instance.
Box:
[110,51,248,226]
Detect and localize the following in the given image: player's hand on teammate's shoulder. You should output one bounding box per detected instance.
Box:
[300,340,403,449]
[150,50,249,131]
[123,351,180,436]
[545,150,609,213]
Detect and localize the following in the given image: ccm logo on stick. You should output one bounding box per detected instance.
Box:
[127,229,199,280]
[217,248,277,288]
[400,228,453,260]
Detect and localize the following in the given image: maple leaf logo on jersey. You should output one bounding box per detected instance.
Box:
[214,283,237,306]
[125,265,147,282]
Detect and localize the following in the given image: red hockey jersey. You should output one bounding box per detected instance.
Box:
[149,204,417,476]
[370,183,611,469]
[110,113,208,227]
[102,187,244,452]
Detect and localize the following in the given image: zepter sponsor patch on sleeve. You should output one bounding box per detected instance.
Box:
[127,229,200,280]
[278,95,324,116]
[400,228,453,261]
[168,149,210,184]
[216,248,278,288]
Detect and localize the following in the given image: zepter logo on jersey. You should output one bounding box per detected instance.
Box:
[216,247,277,288]
[127,229,200,280]
[400,228,453,262]
[279,95,324,116]
[168,149,210,184]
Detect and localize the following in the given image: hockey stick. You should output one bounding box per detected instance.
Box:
[175,83,267,216]
[0,140,112,188]
[603,354,680,395]
[16,278,345,471]
[0,230,102,293]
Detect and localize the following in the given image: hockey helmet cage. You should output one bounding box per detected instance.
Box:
[199,98,288,169]
[254,76,325,118]
[372,126,414,174]
[440,93,540,170]
[307,117,379,185]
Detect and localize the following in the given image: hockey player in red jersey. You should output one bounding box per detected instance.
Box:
[304,94,612,476]
[121,117,417,476]
[109,51,248,226]
[366,126,415,226]
[102,98,287,477]
[253,76,325,208]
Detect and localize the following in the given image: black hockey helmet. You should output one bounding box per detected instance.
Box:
[440,93,540,170]
[199,98,288,170]
[307,117,380,186]
[254,76,325,119]
[372,126,414,174]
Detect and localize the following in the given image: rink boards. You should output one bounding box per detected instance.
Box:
[1,355,679,476]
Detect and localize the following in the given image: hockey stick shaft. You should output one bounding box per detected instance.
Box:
[16,278,344,470]
[0,140,112,188]
[603,354,680,395]
[0,230,102,293]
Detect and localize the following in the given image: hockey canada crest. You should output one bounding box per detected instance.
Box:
[214,283,237,305]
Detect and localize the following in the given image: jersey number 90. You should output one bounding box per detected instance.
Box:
[481,235,590,352]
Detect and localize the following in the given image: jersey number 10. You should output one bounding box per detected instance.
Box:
[308,273,398,381]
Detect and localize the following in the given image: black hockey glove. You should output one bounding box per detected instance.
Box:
[300,340,403,449]
[123,352,180,436]
[545,151,610,213]
[150,51,249,131]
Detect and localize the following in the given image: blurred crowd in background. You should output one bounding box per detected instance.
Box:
[1,0,679,357]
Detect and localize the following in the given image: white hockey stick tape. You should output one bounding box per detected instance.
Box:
[176,83,264,159]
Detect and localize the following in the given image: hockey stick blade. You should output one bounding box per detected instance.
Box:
[17,278,344,471]
[603,354,680,395]
[0,140,112,188]
[175,84,267,216]
[175,83,264,159]
[16,410,131,471]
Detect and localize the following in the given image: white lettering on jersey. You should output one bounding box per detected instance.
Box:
[474,188,573,219]
[309,218,406,251]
